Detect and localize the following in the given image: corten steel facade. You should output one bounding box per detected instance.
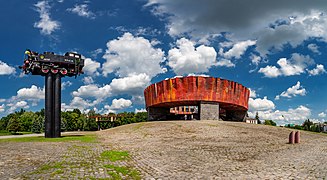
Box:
[144,76,250,121]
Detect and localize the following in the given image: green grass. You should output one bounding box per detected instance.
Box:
[100,150,129,162]
[0,133,97,143]
[104,164,140,179]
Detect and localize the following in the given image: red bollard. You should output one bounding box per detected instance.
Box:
[289,131,295,144]
[295,131,300,143]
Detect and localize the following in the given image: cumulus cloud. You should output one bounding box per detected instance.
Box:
[217,59,235,68]
[318,112,326,118]
[90,48,103,58]
[34,1,60,35]
[0,61,16,75]
[307,43,320,54]
[248,96,275,112]
[7,101,29,113]
[110,73,151,95]
[16,85,45,100]
[0,104,5,112]
[72,84,111,99]
[259,53,314,78]
[135,108,147,113]
[62,81,72,90]
[275,81,306,100]
[67,4,96,19]
[82,76,94,84]
[219,40,256,59]
[168,38,217,75]
[248,105,311,125]
[109,98,132,110]
[61,97,98,112]
[307,64,326,76]
[146,1,327,56]
[102,32,165,78]
[250,54,262,66]
[249,88,257,98]
[83,58,101,76]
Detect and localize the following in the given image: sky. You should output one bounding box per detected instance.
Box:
[0,0,326,125]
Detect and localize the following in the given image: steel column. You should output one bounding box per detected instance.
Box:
[45,73,54,138]
[53,73,61,138]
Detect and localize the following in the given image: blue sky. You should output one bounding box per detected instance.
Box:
[0,0,326,125]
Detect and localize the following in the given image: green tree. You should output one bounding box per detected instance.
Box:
[31,115,44,133]
[255,112,261,124]
[84,110,98,131]
[264,120,276,126]
[7,116,21,133]
[302,119,313,131]
[18,111,38,132]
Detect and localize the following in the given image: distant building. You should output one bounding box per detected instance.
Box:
[245,118,257,124]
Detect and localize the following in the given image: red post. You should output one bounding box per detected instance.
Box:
[295,131,300,143]
[289,131,295,144]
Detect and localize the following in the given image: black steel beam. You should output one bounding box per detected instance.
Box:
[53,73,61,138]
[45,73,54,138]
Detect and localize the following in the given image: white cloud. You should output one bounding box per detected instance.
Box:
[0,104,5,112]
[248,105,311,124]
[307,64,326,76]
[34,1,60,35]
[146,1,327,56]
[307,43,320,54]
[16,85,44,100]
[318,112,326,118]
[83,58,101,76]
[72,84,111,99]
[217,59,235,68]
[250,54,262,66]
[62,81,72,90]
[109,98,132,110]
[249,88,257,98]
[90,48,103,58]
[67,4,96,19]
[7,101,29,113]
[259,53,314,78]
[82,76,94,84]
[110,73,151,95]
[258,65,281,78]
[220,40,256,59]
[0,61,16,75]
[275,81,306,100]
[135,108,147,113]
[168,38,217,75]
[248,96,275,112]
[255,11,327,56]
[61,97,98,112]
[102,32,165,78]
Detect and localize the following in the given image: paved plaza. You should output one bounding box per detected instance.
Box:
[1,121,327,179]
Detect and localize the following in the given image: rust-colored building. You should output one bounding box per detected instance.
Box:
[144,76,250,121]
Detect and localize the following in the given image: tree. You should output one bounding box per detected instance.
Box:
[302,119,313,131]
[264,120,276,126]
[31,115,44,133]
[255,112,261,124]
[18,111,37,132]
[7,116,21,133]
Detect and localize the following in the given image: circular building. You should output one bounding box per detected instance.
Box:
[144,76,250,121]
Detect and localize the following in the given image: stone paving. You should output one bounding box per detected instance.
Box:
[99,121,327,179]
[0,121,327,179]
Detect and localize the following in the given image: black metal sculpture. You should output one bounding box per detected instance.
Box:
[20,50,84,138]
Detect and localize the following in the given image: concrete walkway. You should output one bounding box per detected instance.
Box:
[0,132,84,139]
